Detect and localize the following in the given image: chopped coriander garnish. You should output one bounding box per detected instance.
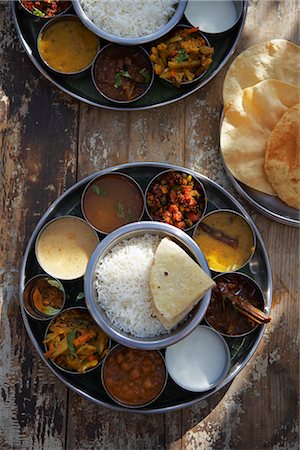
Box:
[117,201,125,218]
[127,208,136,222]
[176,48,189,63]
[92,184,107,196]
[32,7,46,17]
[139,68,151,83]
[114,70,132,88]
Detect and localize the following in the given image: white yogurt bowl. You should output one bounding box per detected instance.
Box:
[165,325,230,391]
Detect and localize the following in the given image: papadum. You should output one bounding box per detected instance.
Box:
[264,103,300,209]
[220,79,300,195]
[149,237,215,331]
[223,39,300,110]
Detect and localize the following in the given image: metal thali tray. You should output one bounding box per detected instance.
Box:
[12,1,247,111]
[20,162,272,413]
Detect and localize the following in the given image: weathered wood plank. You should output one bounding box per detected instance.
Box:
[0,2,78,449]
[181,1,299,449]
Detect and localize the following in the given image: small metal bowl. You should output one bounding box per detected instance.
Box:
[150,25,213,88]
[205,272,267,338]
[35,215,100,281]
[73,0,187,46]
[101,344,167,408]
[193,209,256,273]
[91,44,154,104]
[19,0,72,20]
[44,306,111,374]
[145,169,207,232]
[184,0,244,36]
[165,325,230,392]
[84,221,213,350]
[37,15,100,77]
[23,274,65,321]
[81,172,145,234]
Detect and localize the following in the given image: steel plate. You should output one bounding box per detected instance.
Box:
[19,162,272,413]
[219,109,300,227]
[12,1,248,111]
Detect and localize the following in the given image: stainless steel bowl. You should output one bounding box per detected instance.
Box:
[37,15,100,77]
[73,0,188,45]
[84,221,213,350]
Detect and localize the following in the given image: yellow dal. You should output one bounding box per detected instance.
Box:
[194,211,255,272]
[38,18,98,73]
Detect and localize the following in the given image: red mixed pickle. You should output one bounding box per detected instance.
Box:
[146,171,206,229]
[20,0,70,18]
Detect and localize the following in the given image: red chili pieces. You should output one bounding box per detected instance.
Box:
[20,0,70,18]
[146,171,206,229]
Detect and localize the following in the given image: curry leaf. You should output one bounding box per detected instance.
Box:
[176,48,189,63]
[67,330,77,357]
[47,279,61,289]
[114,70,132,88]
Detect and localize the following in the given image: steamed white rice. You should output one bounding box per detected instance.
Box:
[94,234,166,338]
[80,0,178,38]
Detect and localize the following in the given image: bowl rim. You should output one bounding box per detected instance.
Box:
[165,324,231,392]
[144,168,208,231]
[204,271,266,338]
[35,215,100,281]
[100,344,168,408]
[81,171,146,232]
[192,208,257,273]
[36,14,100,76]
[91,44,154,104]
[72,0,188,45]
[84,220,213,350]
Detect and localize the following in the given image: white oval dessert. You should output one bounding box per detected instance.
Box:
[165,326,230,392]
[36,216,99,280]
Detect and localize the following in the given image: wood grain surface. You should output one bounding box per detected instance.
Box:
[0,1,299,449]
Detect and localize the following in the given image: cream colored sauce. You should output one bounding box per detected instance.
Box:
[36,217,99,280]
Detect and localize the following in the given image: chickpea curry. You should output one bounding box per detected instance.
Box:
[103,346,166,406]
[44,309,109,373]
[150,27,214,87]
[146,171,206,230]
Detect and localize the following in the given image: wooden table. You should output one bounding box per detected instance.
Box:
[0,1,299,449]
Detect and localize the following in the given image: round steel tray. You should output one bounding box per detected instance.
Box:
[219,110,300,227]
[20,162,272,413]
[12,2,248,111]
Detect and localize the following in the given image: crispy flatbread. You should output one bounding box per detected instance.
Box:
[223,39,300,110]
[264,103,300,209]
[220,79,300,195]
[149,238,215,330]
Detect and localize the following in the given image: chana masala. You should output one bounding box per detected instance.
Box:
[146,171,206,229]
[103,346,166,406]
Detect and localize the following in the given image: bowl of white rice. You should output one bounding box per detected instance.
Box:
[84,221,212,350]
[73,0,187,45]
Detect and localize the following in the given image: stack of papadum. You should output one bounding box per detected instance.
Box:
[220,39,300,209]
